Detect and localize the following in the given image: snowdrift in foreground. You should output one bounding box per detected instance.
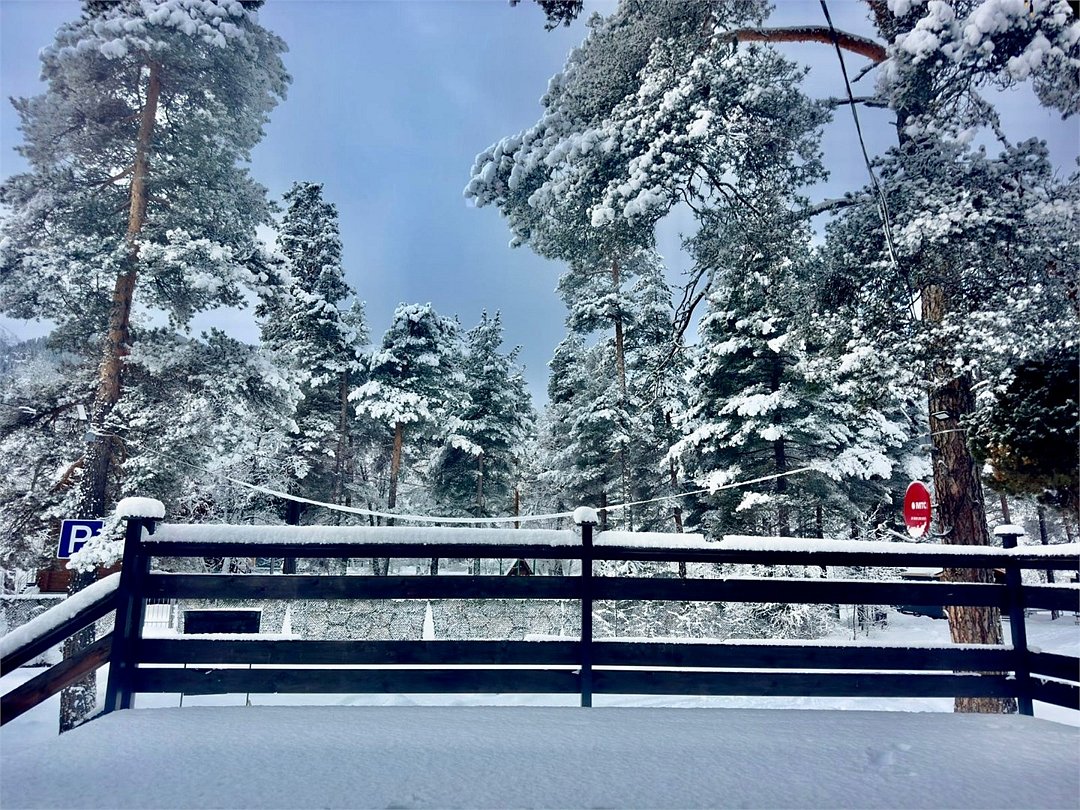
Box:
[3,705,1076,809]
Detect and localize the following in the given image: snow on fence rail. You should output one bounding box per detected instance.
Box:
[3,508,1078,727]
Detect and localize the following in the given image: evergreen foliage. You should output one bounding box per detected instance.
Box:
[259,182,367,513]
[431,312,535,519]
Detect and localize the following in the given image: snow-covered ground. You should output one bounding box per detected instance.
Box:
[3,704,1077,809]
[1,608,1076,807]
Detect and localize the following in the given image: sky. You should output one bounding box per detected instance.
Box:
[1,0,1077,404]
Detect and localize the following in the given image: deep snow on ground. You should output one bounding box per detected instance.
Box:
[3,704,1078,809]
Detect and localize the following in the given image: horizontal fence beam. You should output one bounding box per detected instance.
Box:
[145,542,581,561]
[133,667,581,696]
[1030,677,1080,711]
[136,638,1017,674]
[1028,651,1080,683]
[142,540,1080,571]
[145,574,583,601]
[594,547,1080,570]
[138,639,582,666]
[1021,586,1080,612]
[1,592,117,676]
[591,642,1016,672]
[590,670,1017,699]
[0,633,113,726]
[145,573,1012,607]
[590,577,1007,607]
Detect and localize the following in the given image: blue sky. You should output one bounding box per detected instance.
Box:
[1,1,1077,403]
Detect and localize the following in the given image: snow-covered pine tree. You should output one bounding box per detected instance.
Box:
[536,335,625,530]
[0,335,93,578]
[113,328,299,530]
[351,303,462,573]
[623,254,688,534]
[971,344,1079,521]
[0,0,288,729]
[432,312,534,518]
[430,312,535,573]
[259,182,367,531]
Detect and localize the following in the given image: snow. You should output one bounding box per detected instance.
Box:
[720,536,1080,558]
[147,524,578,547]
[0,573,118,660]
[2,705,1076,809]
[993,524,1026,537]
[139,524,1080,560]
[115,496,166,519]
[572,506,598,525]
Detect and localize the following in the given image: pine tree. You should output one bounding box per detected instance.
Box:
[0,0,288,729]
[259,182,367,523]
[351,303,462,573]
[432,312,535,520]
[430,312,535,573]
[971,345,1079,518]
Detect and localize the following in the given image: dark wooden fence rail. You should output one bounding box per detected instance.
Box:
[3,515,1078,726]
[116,516,1080,716]
[0,573,120,725]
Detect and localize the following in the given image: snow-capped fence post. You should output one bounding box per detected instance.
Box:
[574,507,598,708]
[994,524,1033,716]
[103,498,164,714]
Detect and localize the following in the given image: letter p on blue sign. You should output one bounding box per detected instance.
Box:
[58,519,104,559]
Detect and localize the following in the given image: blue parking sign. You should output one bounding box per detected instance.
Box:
[58,519,104,559]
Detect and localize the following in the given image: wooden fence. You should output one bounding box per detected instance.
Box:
[3,514,1078,725]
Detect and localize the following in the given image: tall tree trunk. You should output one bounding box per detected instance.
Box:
[1037,505,1058,619]
[611,258,630,527]
[332,370,351,507]
[62,59,162,734]
[770,353,790,537]
[470,454,485,576]
[924,285,1014,713]
[374,421,404,577]
[331,370,352,570]
[669,458,686,578]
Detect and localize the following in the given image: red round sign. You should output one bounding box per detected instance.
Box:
[903,482,932,538]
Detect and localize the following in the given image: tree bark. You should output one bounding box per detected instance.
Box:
[924,285,1014,713]
[725,26,887,64]
[62,59,162,734]
[611,258,630,526]
[770,353,790,537]
[669,457,687,578]
[374,421,404,577]
[1037,505,1059,619]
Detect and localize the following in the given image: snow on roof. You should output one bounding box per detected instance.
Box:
[0,573,119,660]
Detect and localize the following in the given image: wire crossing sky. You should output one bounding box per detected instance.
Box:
[1,1,1076,404]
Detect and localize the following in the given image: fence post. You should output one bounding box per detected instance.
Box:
[994,524,1033,716]
[103,508,158,713]
[574,507,597,708]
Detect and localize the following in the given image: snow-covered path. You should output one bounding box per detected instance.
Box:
[3,704,1077,809]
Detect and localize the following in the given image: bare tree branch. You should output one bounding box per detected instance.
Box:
[723,26,888,63]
